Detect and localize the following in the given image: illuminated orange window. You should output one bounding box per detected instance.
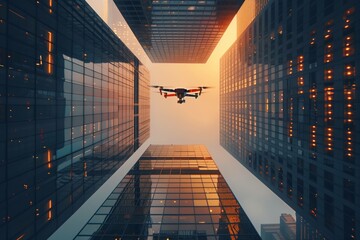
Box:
[46,31,53,74]
[344,64,355,77]
[288,60,293,75]
[298,77,304,86]
[324,69,333,80]
[288,98,294,138]
[324,86,334,153]
[324,53,333,63]
[343,35,355,57]
[297,55,304,71]
[310,37,315,45]
[324,20,334,42]
[344,84,355,160]
[310,88,317,99]
[49,0,53,13]
[48,200,52,220]
[324,31,331,39]
[84,162,88,177]
[343,8,355,30]
[46,149,52,168]
[310,125,317,148]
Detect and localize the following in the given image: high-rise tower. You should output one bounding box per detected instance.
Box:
[220,0,360,239]
[114,0,244,63]
[0,0,150,239]
[75,145,261,239]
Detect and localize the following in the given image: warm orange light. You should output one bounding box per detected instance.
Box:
[47,31,53,74]
[47,149,52,168]
[49,0,53,13]
[84,162,88,177]
[48,200,52,220]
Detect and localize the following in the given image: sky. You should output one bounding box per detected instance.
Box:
[86,0,294,233]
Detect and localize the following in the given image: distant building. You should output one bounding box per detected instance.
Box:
[220,0,360,239]
[114,0,244,63]
[76,145,261,239]
[0,0,149,239]
[296,213,325,240]
[261,213,296,240]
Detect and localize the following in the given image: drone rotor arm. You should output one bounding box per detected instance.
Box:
[164,93,177,98]
[185,93,199,98]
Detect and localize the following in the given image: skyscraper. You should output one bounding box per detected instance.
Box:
[220,0,359,239]
[0,0,149,239]
[75,145,261,239]
[114,0,244,63]
[261,213,296,240]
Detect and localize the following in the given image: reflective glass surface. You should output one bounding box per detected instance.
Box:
[76,145,260,239]
[220,0,360,239]
[0,0,149,239]
[114,0,244,63]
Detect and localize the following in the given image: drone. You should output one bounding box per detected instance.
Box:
[151,85,211,104]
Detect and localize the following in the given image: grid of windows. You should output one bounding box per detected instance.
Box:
[76,145,261,239]
[220,0,360,239]
[114,0,244,63]
[0,0,149,239]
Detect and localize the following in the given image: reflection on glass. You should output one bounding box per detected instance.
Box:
[76,145,261,239]
[0,0,149,239]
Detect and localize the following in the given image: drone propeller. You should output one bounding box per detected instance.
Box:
[150,85,165,95]
[197,86,212,96]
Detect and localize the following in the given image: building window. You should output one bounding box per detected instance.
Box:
[287,172,293,198]
[309,185,317,218]
[324,171,334,191]
[297,178,304,207]
[324,194,334,230]
[343,178,355,203]
[344,205,356,239]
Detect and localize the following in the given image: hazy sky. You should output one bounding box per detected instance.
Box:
[86,0,294,233]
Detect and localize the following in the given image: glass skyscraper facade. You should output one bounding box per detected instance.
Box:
[75,144,261,239]
[114,0,244,63]
[220,0,359,239]
[0,0,150,239]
